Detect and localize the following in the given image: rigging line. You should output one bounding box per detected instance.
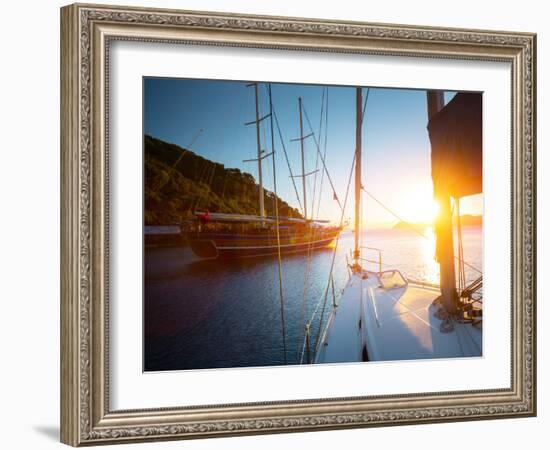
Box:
[311,87,327,221]
[455,198,462,292]
[361,186,482,275]
[197,150,214,184]
[312,152,357,357]
[297,88,326,351]
[360,184,364,255]
[456,198,467,294]
[269,92,315,339]
[299,152,355,364]
[271,101,305,216]
[298,249,350,363]
[361,87,371,125]
[298,238,315,355]
[220,170,228,200]
[198,162,216,209]
[317,87,326,155]
[153,128,203,193]
[194,160,215,210]
[310,87,326,222]
[194,159,206,185]
[268,84,288,365]
[301,131,330,324]
[301,101,343,212]
[316,89,330,220]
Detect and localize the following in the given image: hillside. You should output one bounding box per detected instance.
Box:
[144,135,302,225]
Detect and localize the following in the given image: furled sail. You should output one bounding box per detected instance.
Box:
[427,92,482,317]
[428,92,482,199]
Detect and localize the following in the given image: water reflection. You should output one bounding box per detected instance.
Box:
[144,226,482,371]
[420,227,440,285]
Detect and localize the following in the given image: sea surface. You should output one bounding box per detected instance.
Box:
[144,226,482,371]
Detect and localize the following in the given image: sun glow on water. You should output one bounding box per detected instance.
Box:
[419,226,440,285]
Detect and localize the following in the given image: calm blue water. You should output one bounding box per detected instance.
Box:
[144,226,482,371]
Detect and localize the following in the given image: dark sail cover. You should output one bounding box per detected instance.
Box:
[428,92,482,198]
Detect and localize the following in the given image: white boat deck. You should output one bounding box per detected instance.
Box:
[315,271,482,364]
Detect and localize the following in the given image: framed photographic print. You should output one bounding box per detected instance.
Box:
[60,3,536,446]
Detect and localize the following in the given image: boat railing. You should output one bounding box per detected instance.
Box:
[359,246,443,290]
[359,246,382,273]
[406,277,441,290]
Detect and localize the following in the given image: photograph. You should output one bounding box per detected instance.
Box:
[56,2,536,446]
[143,78,483,371]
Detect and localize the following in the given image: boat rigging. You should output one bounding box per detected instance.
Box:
[187,82,342,260]
[307,87,483,364]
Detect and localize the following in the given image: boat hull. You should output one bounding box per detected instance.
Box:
[315,270,482,364]
[188,235,337,259]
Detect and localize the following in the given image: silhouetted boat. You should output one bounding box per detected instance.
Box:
[188,83,341,260]
[188,212,340,259]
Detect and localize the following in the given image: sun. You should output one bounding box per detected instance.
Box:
[363,182,443,229]
[410,198,440,225]
[399,184,440,225]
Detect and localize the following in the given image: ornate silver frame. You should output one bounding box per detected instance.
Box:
[60,3,536,446]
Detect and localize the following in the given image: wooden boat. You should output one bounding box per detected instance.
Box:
[188,213,341,259]
[188,83,341,260]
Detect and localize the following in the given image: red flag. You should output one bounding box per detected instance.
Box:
[198,210,210,224]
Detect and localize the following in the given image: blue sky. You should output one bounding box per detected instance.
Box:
[144,78,481,228]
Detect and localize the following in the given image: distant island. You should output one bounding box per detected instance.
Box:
[392,214,482,231]
[144,135,302,225]
[392,221,432,232]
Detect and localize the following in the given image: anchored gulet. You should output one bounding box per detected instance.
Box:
[313,88,482,363]
[188,83,342,259]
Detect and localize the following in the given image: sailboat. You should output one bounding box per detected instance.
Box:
[188,83,342,259]
[313,88,483,364]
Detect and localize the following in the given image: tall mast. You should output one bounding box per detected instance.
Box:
[298,98,308,220]
[254,83,265,219]
[354,87,362,262]
[244,83,273,220]
[290,98,317,220]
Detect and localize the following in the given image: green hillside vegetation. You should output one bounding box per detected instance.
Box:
[144,135,302,225]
